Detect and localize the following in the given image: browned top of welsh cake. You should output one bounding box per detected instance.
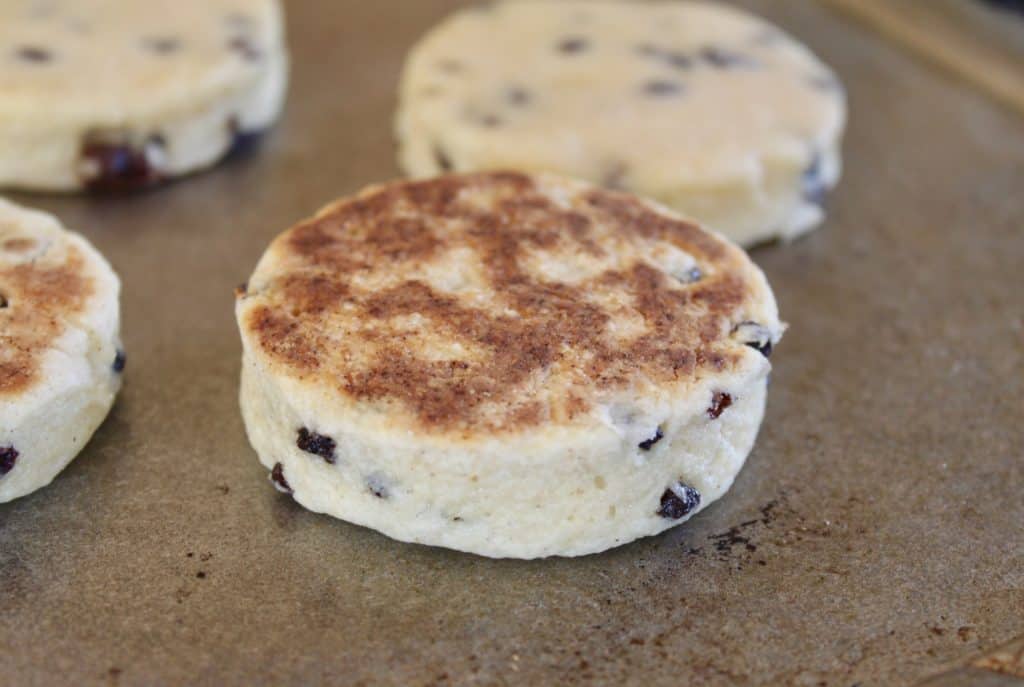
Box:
[0,225,94,397]
[239,172,773,433]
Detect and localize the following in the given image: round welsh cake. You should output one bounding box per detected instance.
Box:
[0,199,123,503]
[396,0,845,246]
[236,172,784,558]
[0,0,288,192]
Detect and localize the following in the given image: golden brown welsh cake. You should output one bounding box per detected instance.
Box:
[236,172,783,558]
[0,199,122,502]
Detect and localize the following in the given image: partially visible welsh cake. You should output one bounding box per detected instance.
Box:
[0,199,123,502]
[0,0,288,191]
[397,0,845,246]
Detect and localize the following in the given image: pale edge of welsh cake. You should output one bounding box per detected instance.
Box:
[0,0,288,192]
[0,199,122,503]
[395,0,846,247]
[236,172,784,558]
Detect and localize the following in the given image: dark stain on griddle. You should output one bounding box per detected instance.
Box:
[707,498,783,561]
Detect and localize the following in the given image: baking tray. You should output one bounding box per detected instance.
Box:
[1,1,1022,685]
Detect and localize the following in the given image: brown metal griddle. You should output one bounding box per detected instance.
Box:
[1,1,1022,685]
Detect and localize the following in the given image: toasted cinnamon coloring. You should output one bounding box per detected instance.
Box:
[0,245,93,396]
[241,173,767,433]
